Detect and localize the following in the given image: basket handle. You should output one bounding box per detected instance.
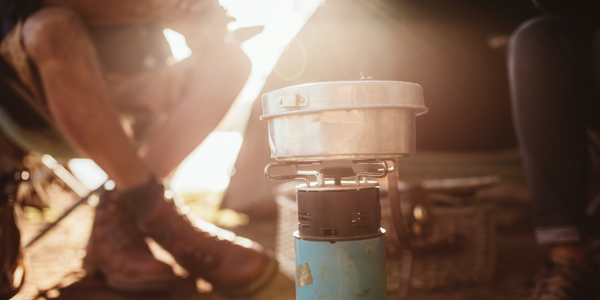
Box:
[387,160,413,300]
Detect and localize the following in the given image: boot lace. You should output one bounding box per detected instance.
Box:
[529,259,593,300]
[102,191,148,250]
[149,200,232,270]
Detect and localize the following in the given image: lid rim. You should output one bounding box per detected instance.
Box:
[262,80,426,116]
[260,104,428,120]
[262,80,421,97]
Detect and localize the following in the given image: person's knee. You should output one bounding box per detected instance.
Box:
[509,16,573,58]
[220,42,251,90]
[204,41,251,104]
[23,7,88,63]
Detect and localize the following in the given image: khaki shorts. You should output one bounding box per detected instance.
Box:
[0,21,201,156]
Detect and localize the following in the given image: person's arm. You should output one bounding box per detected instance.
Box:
[40,0,212,25]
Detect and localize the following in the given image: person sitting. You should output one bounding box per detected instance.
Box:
[0,0,276,294]
[508,0,600,299]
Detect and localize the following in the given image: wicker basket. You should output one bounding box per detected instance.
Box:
[382,197,496,290]
[275,194,299,281]
[274,177,497,290]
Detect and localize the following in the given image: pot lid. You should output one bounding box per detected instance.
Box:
[261,80,428,119]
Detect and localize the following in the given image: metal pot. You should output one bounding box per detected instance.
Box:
[261,81,428,161]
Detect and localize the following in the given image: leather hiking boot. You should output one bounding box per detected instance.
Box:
[529,257,598,300]
[83,189,178,292]
[122,179,277,295]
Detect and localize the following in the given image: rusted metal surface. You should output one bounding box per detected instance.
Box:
[294,235,387,299]
[296,263,313,287]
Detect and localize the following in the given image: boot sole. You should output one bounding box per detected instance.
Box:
[215,257,279,296]
[83,260,178,292]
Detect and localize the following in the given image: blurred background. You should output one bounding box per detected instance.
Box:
[221,0,536,217]
[66,0,538,219]
[15,0,551,299]
[58,0,537,209]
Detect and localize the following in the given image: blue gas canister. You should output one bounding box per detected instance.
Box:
[293,183,387,299]
[260,81,428,300]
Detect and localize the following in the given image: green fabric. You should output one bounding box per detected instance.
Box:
[0,106,79,159]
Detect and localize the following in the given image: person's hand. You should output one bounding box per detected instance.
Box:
[178,0,213,13]
[41,0,217,25]
[162,0,213,21]
[164,0,232,51]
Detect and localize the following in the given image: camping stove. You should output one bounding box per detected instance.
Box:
[261,81,428,300]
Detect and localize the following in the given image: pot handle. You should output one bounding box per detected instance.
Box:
[264,161,321,186]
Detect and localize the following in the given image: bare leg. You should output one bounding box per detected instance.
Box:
[20,7,271,292]
[140,43,250,178]
[24,6,250,186]
[23,7,151,189]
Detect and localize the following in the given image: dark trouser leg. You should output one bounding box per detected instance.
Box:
[508,16,599,245]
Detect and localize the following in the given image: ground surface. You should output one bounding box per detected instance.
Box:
[9,179,548,300]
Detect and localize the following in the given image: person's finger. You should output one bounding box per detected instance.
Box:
[188,0,213,12]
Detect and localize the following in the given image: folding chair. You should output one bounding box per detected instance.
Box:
[0,57,98,248]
